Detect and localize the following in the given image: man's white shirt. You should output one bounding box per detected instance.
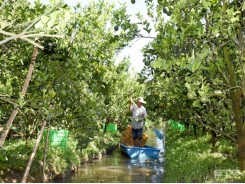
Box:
[130,104,147,129]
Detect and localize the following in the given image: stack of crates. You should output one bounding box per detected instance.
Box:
[42,129,69,148]
[120,125,148,146]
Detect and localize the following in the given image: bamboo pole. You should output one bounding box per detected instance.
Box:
[0,46,38,147]
[21,120,47,183]
[42,127,50,183]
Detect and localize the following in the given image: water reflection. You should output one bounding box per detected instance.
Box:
[127,158,164,183]
[54,124,165,183]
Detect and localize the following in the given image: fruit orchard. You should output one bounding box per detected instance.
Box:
[141,0,245,171]
[1,0,245,181]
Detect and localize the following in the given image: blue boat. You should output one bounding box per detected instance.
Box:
[119,143,161,159]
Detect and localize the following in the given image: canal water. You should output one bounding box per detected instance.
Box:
[55,124,165,183]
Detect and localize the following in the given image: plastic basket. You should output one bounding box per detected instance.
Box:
[172,122,179,129]
[102,123,117,133]
[42,129,69,148]
[167,119,174,124]
[178,124,185,131]
[170,121,186,132]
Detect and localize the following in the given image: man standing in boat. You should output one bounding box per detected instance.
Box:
[129,97,147,147]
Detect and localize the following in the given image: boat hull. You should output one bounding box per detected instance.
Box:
[120,143,160,159]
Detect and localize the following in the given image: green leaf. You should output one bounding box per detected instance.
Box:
[17,92,26,108]
[242,2,245,11]
[187,59,195,72]
[185,83,191,90]
[192,59,202,72]
[192,100,201,108]
[193,81,201,86]
[1,21,8,29]
[151,58,162,69]
[49,0,59,6]
[198,91,205,96]
[64,11,71,22]
[58,21,66,30]
[201,0,211,9]
[47,12,57,28]
[198,49,209,60]
[41,15,50,24]
[34,21,44,29]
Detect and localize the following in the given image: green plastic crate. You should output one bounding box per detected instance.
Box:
[171,122,179,129]
[171,121,186,132]
[42,129,69,148]
[102,123,117,133]
[167,119,174,124]
[178,123,185,131]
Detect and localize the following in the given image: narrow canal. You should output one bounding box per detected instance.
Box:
[55,123,165,183]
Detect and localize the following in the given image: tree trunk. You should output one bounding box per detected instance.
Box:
[236,2,245,171]
[223,46,245,170]
[193,124,197,136]
[21,120,47,183]
[233,90,245,171]
[0,47,38,147]
[210,129,217,153]
[237,130,245,171]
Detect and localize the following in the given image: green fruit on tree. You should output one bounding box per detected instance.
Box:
[59,89,68,98]
[104,97,110,105]
[65,98,73,107]
[154,92,159,97]
[64,61,71,68]
[73,94,80,101]
[162,7,167,14]
[97,69,102,75]
[213,90,224,97]
[166,11,172,16]
[61,103,67,109]
[158,102,164,109]
[187,91,196,100]
[114,25,119,31]
[131,0,135,4]
[114,35,119,40]
[200,96,208,103]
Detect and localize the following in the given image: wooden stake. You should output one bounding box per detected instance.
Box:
[0,46,38,147]
[21,120,47,183]
[42,127,50,183]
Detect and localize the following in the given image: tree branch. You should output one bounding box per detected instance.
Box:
[195,112,236,142]
[22,1,64,33]
[0,97,17,106]
[0,1,65,47]
[0,0,8,11]
[0,29,63,48]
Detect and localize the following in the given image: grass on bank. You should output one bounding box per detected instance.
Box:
[164,125,245,183]
[0,137,80,182]
[0,131,121,182]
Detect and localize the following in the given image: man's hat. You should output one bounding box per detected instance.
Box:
[137,97,146,104]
